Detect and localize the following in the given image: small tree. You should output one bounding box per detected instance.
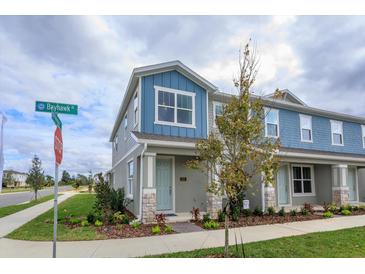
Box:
[87,170,94,193]
[187,41,280,257]
[44,175,55,187]
[26,155,45,200]
[61,170,72,185]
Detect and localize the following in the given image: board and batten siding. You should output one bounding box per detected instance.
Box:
[141,70,207,138]
[279,108,365,155]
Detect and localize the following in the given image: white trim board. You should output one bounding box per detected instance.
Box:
[111,144,141,171]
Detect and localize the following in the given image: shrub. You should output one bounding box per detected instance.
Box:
[231,207,240,221]
[151,225,161,235]
[241,209,252,217]
[81,220,89,227]
[278,207,285,217]
[94,220,103,227]
[202,213,211,223]
[341,209,352,216]
[130,219,141,229]
[290,209,297,216]
[267,206,275,216]
[191,207,200,221]
[360,205,365,211]
[323,211,333,218]
[87,212,96,224]
[155,213,166,228]
[303,203,314,214]
[350,205,359,212]
[300,207,309,216]
[113,211,129,224]
[110,188,131,213]
[203,220,219,229]
[69,218,81,225]
[217,210,225,222]
[165,225,173,233]
[253,206,263,216]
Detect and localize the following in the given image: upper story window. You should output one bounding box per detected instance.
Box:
[154,85,196,128]
[127,160,134,198]
[113,135,118,151]
[264,108,279,138]
[133,93,138,127]
[124,114,128,140]
[213,101,224,127]
[362,125,365,148]
[330,120,343,146]
[300,114,312,142]
[292,164,315,196]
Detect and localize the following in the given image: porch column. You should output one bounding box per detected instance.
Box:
[206,172,222,219]
[264,183,277,210]
[332,164,349,206]
[141,152,156,223]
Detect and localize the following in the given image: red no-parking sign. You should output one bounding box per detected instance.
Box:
[54,127,63,166]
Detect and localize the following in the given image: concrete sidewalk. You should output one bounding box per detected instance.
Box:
[0,193,75,238]
[1,214,365,258]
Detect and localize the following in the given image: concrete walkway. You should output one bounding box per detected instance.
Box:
[0,193,75,238]
[1,214,365,258]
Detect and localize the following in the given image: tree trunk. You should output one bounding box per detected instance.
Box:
[224,205,230,257]
[35,189,38,201]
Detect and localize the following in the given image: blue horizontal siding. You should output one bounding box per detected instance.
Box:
[141,70,207,138]
[279,108,365,155]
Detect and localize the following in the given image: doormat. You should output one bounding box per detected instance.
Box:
[165,213,177,217]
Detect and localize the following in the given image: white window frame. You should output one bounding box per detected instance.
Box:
[213,101,224,128]
[154,85,196,128]
[330,120,344,146]
[124,114,128,141]
[362,125,365,149]
[300,114,313,143]
[127,160,134,199]
[133,92,138,128]
[264,107,279,138]
[291,164,316,197]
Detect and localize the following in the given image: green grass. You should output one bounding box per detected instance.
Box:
[148,226,365,258]
[7,194,106,241]
[0,194,56,218]
[1,187,31,193]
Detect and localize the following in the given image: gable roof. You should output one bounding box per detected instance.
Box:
[264,89,307,106]
[109,60,218,141]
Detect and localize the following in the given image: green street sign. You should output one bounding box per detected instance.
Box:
[52,113,62,129]
[35,101,78,115]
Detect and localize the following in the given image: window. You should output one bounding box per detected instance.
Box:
[154,86,195,128]
[113,135,118,151]
[124,114,128,140]
[300,114,312,142]
[134,93,138,126]
[330,120,343,146]
[213,102,224,127]
[127,160,134,198]
[362,125,365,148]
[292,165,315,196]
[264,108,279,138]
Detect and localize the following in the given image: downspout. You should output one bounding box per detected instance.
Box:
[138,142,147,222]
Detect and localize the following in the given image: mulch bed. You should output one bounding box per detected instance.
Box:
[193,213,324,229]
[97,224,176,239]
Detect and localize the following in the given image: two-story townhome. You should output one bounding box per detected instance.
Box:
[109,60,365,223]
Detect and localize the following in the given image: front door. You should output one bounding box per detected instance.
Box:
[277,165,290,205]
[156,158,173,211]
[347,167,358,202]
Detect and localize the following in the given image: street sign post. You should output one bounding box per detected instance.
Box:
[35,100,77,258]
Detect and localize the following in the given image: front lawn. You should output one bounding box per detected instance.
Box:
[7,194,107,241]
[1,187,31,193]
[0,194,56,218]
[148,226,365,258]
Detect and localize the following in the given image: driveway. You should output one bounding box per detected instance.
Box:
[0,185,73,207]
[1,214,365,257]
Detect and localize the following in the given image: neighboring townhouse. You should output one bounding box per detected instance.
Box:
[109,60,365,223]
[3,170,28,187]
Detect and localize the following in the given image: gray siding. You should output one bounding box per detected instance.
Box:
[112,84,139,167]
[358,168,365,202]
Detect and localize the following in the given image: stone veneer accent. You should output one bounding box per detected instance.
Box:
[264,185,276,209]
[332,187,349,206]
[142,188,156,223]
[207,192,222,219]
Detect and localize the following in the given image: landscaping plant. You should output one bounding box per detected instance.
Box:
[253,206,263,217]
[94,220,103,227]
[300,207,309,216]
[323,211,333,218]
[218,210,225,222]
[290,209,297,216]
[341,209,352,216]
[186,40,280,257]
[202,213,211,223]
[130,219,141,229]
[151,225,161,235]
[303,203,314,214]
[165,225,173,233]
[267,206,275,216]
[278,207,285,217]
[241,209,252,217]
[81,220,89,227]
[231,207,240,221]
[203,220,219,230]
[191,207,200,221]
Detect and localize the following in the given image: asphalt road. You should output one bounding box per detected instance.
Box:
[0,185,72,207]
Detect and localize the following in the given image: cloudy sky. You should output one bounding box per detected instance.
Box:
[1,15,365,176]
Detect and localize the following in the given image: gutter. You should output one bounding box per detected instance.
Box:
[138,142,147,222]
